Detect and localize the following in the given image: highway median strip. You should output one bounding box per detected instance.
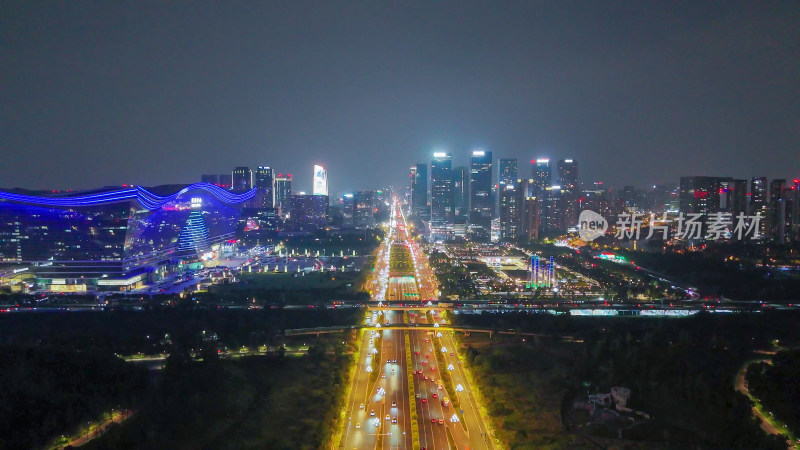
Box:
[405,333,421,450]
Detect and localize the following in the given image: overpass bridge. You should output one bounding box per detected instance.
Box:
[283,324,581,341]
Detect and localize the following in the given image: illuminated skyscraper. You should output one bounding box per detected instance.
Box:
[313,164,328,196]
[452,166,469,220]
[498,183,518,241]
[557,159,579,228]
[769,179,787,241]
[498,159,517,186]
[253,166,274,209]
[430,152,453,240]
[342,193,355,227]
[232,167,252,193]
[532,159,551,193]
[469,150,493,239]
[411,163,428,218]
[274,173,293,216]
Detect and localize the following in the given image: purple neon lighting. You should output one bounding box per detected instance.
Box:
[0,183,256,210]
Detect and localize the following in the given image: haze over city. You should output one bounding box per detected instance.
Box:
[2,1,799,193]
[3,3,800,450]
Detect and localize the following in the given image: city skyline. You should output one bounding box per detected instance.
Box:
[2,2,798,193]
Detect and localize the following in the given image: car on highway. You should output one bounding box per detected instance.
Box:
[360,403,364,409]
[392,400,396,407]
[355,422,361,429]
[415,393,420,399]
[425,354,430,358]
[431,418,437,423]
[438,419,444,425]
[370,410,375,416]
[421,398,427,403]
[392,417,397,424]
[385,414,390,421]
[432,393,437,398]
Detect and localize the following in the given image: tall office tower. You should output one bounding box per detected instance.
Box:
[499,159,517,186]
[750,177,768,237]
[342,193,355,227]
[469,150,493,239]
[313,164,328,196]
[542,185,564,232]
[498,183,519,241]
[218,174,232,189]
[769,179,787,241]
[452,166,469,220]
[532,158,551,192]
[775,186,798,244]
[679,176,741,223]
[788,179,800,243]
[621,185,636,211]
[651,183,678,213]
[430,152,453,240]
[411,163,428,219]
[557,159,579,228]
[232,167,252,193]
[252,166,275,210]
[720,179,747,217]
[274,173,293,216]
[355,190,376,228]
[516,179,540,242]
[410,165,417,209]
[201,174,218,185]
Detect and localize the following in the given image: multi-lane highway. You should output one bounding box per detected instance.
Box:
[340,199,493,449]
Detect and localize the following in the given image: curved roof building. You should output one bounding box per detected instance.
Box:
[0,183,255,291]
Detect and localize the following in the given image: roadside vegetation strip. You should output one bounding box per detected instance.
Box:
[405,333,421,450]
[331,329,360,449]
[452,333,504,450]
[369,333,382,385]
[445,426,457,449]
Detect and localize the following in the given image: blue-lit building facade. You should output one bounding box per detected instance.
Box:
[0,183,255,291]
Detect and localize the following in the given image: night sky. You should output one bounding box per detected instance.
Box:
[1,1,798,194]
